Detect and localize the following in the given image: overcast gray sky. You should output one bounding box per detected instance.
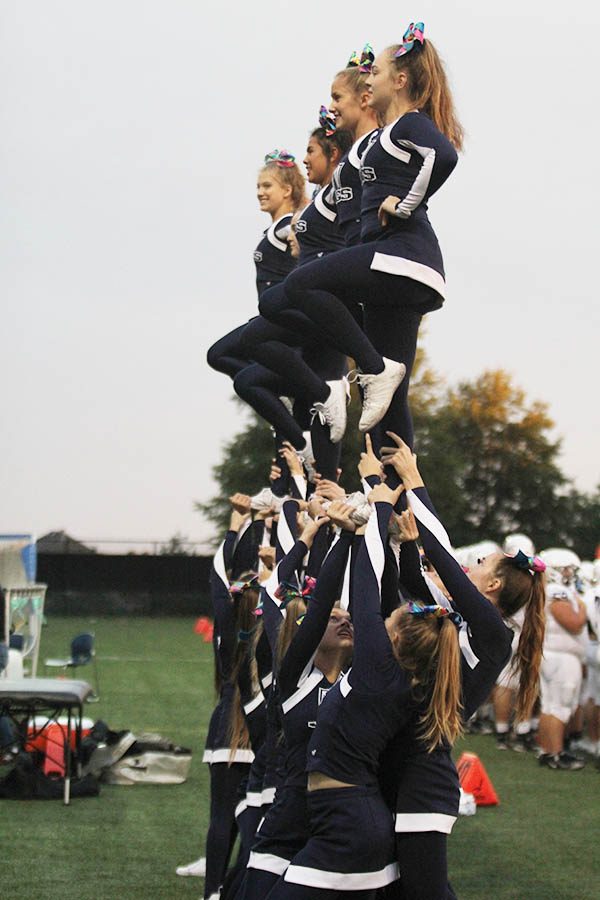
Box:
[1,1,598,549]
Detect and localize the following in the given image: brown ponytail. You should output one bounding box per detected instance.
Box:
[275,597,307,668]
[494,559,546,722]
[226,577,259,764]
[387,41,464,150]
[395,608,463,751]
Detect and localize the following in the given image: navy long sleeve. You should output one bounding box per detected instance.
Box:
[278,531,353,700]
[407,486,512,717]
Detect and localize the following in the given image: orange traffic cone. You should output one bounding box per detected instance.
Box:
[456,752,499,806]
[194,616,211,635]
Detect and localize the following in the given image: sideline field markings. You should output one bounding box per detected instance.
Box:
[98,655,209,663]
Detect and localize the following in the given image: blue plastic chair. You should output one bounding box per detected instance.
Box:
[44,632,100,700]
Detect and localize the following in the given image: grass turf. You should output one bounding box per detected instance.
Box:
[1,616,599,899]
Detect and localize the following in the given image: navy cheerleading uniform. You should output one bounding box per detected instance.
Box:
[269,503,404,898]
[260,111,458,453]
[203,532,255,900]
[206,213,297,380]
[240,530,353,900]
[332,129,378,246]
[236,186,350,478]
[379,487,513,900]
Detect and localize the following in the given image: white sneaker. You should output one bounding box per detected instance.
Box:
[175,856,206,877]
[310,379,348,444]
[251,487,275,511]
[297,433,318,483]
[351,359,406,433]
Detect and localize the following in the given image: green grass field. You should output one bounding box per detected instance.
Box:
[2,617,599,900]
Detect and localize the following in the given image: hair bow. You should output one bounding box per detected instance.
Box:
[406,600,463,627]
[319,105,337,136]
[302,575,317,598]
[507,550,546,575]
[264,149,296,168]
[230,573,259,596]
[347,43,375,73]
[394,22,425,58]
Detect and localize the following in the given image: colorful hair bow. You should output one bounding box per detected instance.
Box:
[394,22,425,58]
[230,573,259,596]
[406,601,463,627]
[319,105,337,136]
[507,550,546,575]
[302,575,317,598]
[264,149,296,168]
[347,43,375,73]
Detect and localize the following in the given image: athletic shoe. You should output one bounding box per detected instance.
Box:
[538,752,585,770]
[297,433,318,484]
[175,856,206,877]
[512,732,537,753]
[310,379,348,444]
[251,487,275,512]
[569,736,599,756]
[351,359,406,433]
[495,734,510,751]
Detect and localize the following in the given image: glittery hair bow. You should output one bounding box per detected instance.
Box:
[394,22,425,58]
[507,550,546,575]
[302,575,317,597]
[264,149,296,168]
[275,577,315,608]
[230,573,259,596]
[319,105,337,136]
[406,600,463,627]
[347,43,375,73]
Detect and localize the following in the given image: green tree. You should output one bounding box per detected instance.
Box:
[197,368,597,558]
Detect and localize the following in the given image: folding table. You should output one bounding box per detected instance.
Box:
[0,678,93,804]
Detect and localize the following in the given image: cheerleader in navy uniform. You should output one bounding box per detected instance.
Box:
[266,482,463,899]
[198,507,257,900]
[330,46,379,247]
[235,122,353,480]
[378,434,546,899]
[207,153,304,380]
[238,509,354,900]
[260,23,463,453]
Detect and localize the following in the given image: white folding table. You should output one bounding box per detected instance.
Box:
[0,678,93,804]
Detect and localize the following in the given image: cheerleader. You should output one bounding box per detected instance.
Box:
[238,509,354,900]
[235,120,353,479]
[265,483,463,899]
[379,434,546,898]
[260,23,463,452]
[207,152,304,380]
[198,507,257,900]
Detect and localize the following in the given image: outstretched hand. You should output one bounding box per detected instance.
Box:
[358,433,383,480]
[299,513,330,549]
[368,482,404,507]
[326,500,356,532]
[279,441,304,478]
[392,509,419,544]
[379,433,424,489]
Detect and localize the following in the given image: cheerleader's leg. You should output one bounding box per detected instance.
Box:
[394,832,450,900]
[233,364,307,450]
[203,762,249,900]
[207,323,251,379]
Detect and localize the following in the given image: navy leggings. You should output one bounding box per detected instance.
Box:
[204,762,250,899]
[385,833,453,900]
[259,246,440,453]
